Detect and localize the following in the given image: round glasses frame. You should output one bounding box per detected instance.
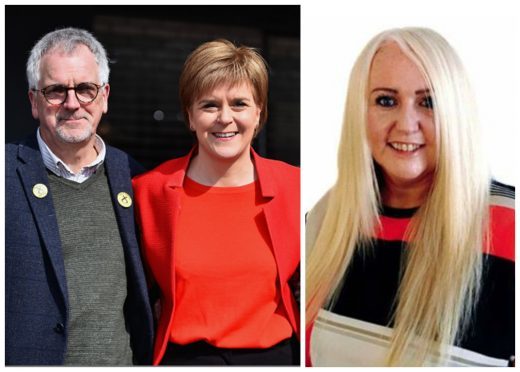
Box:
[31,82,105,105]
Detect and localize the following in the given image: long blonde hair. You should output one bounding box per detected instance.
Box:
[306,27,490,366]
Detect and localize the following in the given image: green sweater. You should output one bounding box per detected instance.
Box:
[48,164,133,365]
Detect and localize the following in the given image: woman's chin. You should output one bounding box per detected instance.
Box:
[203,144,250,162]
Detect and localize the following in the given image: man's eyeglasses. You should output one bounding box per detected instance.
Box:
[31,82,105,105]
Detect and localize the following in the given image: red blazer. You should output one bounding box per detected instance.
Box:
[132,149,300,365]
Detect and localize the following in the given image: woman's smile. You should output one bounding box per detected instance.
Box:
[189,82,260,163]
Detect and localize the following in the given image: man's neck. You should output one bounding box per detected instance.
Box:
[41,132,99,174]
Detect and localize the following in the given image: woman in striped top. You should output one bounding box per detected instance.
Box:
[306,27,514,367]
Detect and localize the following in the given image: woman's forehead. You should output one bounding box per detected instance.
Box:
[369,42,427,91]
[195,79,256,100]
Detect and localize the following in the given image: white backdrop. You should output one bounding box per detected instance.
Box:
[301,0,519,212]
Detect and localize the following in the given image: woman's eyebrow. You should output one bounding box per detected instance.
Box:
[371,87,398,94]
[198,98,217,103]
[370,88,431,95]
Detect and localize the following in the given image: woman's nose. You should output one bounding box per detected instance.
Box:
[395,102,420,133]
[218,105,233,125]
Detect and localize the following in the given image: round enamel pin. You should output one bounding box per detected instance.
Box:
[117,192,132,208]
[32,183,48,199]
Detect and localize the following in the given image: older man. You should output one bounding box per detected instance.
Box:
[5,28,153,365]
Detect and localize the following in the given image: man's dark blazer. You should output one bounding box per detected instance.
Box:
[5,134,154,365]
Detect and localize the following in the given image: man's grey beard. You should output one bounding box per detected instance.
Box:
[56,124,94,144]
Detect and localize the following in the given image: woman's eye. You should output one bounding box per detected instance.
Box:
[420,96,434,109]
[201,102,217,109]
[233,100,248,107]
[375,95,396,107]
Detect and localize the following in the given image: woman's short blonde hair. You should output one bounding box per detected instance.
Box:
[179,39,269,133]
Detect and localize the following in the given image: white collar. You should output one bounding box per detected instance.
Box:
[37,128,106,183]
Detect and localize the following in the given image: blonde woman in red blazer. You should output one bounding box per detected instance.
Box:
[132,39,300,366]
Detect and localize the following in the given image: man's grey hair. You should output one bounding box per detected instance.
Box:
[26,27,110,89]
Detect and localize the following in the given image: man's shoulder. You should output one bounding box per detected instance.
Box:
[105,144,131,161]
[6,134,38,150]
[6,135,41,165]
[6,142,19,157]
[105,145,145,177]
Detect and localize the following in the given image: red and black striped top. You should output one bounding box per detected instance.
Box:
[330,180,514,363]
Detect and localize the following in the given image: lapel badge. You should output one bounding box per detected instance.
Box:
[32,183,48,199]
[117,192,132,208]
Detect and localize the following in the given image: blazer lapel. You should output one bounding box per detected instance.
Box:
[105,146,136,253]
[253,150,298,283]
[164,151,191,305]
[254,151,300,332]
[103,148,144,284]
[262,197,297,283]
[17,140,68,308]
